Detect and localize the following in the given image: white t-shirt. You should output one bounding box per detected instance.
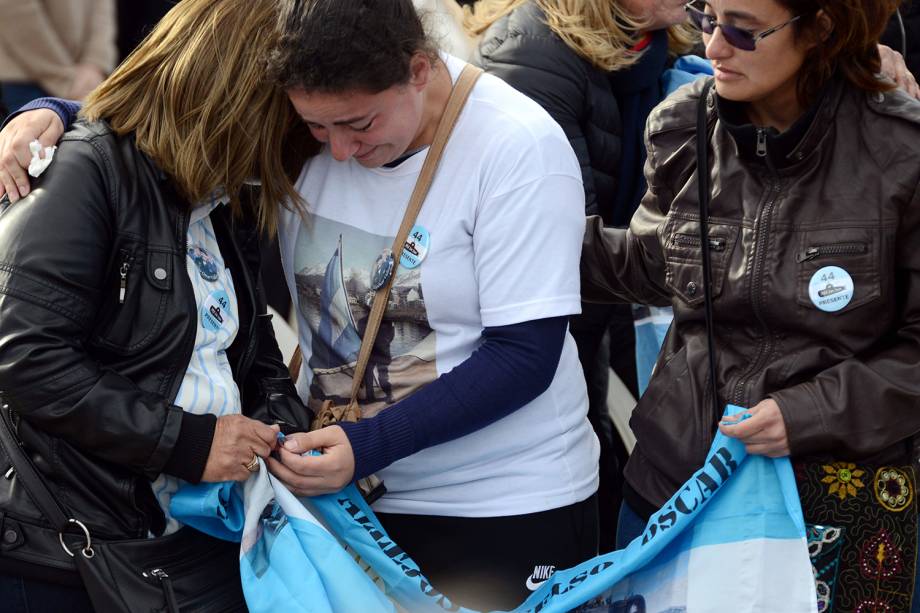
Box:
[278,54,599,517]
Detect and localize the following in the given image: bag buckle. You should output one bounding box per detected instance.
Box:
[59,518,95,559]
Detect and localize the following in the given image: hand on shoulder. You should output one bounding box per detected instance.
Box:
[0,109,65,202]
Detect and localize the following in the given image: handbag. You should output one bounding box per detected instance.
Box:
[694,79,917,612]
[0,398,245,612]
[288,64,483,502]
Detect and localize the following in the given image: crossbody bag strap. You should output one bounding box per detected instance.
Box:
[347,64,483,404]
[0,397,75,537]
[696,79,721,420]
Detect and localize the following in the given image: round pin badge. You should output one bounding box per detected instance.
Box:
[808,266,854,313]
[201,290,232,332]
[187,246,220,282]
[370,249,395,291]
[400,225,430,270]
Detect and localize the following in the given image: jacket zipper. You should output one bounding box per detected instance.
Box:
[117,253,135,305]
[673,233,727,252]
[796,242,867,263]
[756,128,768,158]
[143,568,179,613]
[3,401,15,480]
[731,134,781,407]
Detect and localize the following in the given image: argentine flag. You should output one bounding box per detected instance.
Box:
[173,405,817,612]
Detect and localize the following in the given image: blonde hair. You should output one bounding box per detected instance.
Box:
[465,0,697,71]
[82,0,316,236]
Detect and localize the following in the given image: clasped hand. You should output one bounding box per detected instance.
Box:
[718,398,790,458]
[266,425,356,497]
[201,414,280,482]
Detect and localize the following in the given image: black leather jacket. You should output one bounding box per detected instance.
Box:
[0,121,311,576]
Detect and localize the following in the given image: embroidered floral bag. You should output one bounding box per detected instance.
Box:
[795,457,917,612]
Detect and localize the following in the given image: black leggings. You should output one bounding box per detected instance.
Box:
[376,493,599,611]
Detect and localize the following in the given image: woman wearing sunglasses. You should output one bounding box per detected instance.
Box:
[582,0,920,609]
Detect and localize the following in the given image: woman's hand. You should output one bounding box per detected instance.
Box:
[878,43,920,100]
[200,415,280,482]
[718,398,790,458]
[266,426,355,496]
[0,108,65,202]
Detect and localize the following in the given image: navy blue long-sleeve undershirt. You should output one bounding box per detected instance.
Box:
[340,316,568,481]
[7,98,573,482]
[10,97,81,130]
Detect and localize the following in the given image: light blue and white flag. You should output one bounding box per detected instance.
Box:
[172,405,818,613]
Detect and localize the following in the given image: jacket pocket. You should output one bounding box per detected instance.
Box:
[664,220,739,307]
[91,245,172,354]
[795,227,881,313]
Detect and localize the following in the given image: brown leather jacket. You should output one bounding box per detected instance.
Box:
[582,76,920,511]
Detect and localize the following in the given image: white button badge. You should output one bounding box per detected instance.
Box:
[808,266,854,313]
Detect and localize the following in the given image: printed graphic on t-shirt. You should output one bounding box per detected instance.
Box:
[294,216,436,419]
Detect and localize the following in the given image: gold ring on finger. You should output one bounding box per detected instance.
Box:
[244,455,260,473]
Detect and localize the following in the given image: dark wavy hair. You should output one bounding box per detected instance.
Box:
[267,0,439,93]
[779,0,900,104]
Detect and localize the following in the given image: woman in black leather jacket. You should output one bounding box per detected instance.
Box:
[0,0,314,610]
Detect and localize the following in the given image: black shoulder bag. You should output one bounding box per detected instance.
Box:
[694,80,917,612]
[0,399,245,612]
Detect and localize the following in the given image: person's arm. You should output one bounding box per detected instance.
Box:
[0,0,78,96]
[579,114,676,307]
[0,134,274,484]
[0,99,78,201]
[479,32,601,215]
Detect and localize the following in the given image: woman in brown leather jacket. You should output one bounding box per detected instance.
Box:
[582,0,920,609]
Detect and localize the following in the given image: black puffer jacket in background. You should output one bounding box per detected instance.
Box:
[476,2,623,220]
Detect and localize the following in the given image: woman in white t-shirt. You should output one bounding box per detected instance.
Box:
[262,0,598,609]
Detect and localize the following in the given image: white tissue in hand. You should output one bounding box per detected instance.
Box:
[27,140,56,178]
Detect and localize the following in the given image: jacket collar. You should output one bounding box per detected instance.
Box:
[714,76,844,169]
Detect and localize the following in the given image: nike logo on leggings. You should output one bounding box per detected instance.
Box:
[526,565,556,591]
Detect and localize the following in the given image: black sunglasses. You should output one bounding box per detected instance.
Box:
[684,2,802,51]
